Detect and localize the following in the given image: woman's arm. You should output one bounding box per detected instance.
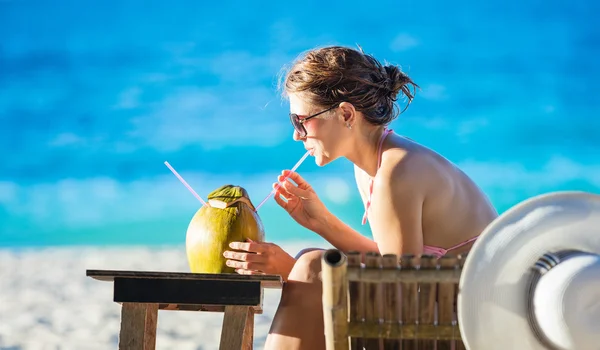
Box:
[314,212,380,253]
[314,159,425,256]
[367,157,425,257]
[274,169,380,253]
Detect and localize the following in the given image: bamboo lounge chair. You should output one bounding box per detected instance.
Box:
[321,249,466,350]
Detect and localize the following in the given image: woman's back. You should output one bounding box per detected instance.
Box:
[356,132,498,256]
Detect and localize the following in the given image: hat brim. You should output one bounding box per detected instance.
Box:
[457,191,600,350]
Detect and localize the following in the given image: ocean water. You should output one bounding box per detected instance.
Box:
[0,1,598,247]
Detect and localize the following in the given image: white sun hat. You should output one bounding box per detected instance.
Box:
[457,191,600,350]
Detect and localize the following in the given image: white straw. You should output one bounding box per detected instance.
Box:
[255,150,311,211]
[164,161,208,207]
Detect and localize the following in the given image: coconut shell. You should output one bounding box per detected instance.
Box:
[185,184,265,274]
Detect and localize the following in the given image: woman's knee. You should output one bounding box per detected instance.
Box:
[294,247,324,259]
[288,249,324,283]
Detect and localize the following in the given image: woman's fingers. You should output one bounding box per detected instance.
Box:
[279,178,312,199]
[226,260,266,271]
[223,250,265,263]
[281,170,311,190]
[225,242,272,272]
[278,171,314,198]
[235,268,266,275]
[273,190,289,209]
[273,182,293,200]
[228,241,269,253]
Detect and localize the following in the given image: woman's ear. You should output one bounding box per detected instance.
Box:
[338,102,356,125]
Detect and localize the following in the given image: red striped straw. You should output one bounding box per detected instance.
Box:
[164,161,208,207]
[255,150,311,211]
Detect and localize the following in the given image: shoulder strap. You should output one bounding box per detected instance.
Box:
[362,128,393,225]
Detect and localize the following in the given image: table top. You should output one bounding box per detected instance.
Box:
[86,269,284,289]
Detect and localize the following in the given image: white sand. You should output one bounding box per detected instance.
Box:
[0,240,333,350]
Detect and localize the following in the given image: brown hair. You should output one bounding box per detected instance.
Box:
[279,45,419,126]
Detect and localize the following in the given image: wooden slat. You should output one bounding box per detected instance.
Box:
[347,323,462,340]
[118,303,158,350]
[382,254,401,350]
[364,253,383,350]
[346,251,365,350]
[114,277,261,306]
[437,256,459,350]
[347,267,461,283]
[157,302,264,313]
[401,255,419,350]
[86,269,283,289]
[322,249,350,350]
[417,255,438,350]
[219,305,254,350]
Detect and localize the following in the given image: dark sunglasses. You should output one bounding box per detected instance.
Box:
[289,104,339,138]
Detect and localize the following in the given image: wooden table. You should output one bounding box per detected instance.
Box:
[86,270,283,350]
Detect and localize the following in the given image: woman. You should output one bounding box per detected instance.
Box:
[223,45,498,349]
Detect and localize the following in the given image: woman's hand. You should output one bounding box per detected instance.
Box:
[273,170,331,233]
[223,239,297,281]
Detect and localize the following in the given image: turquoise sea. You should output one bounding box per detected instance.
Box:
[1,1,598,248]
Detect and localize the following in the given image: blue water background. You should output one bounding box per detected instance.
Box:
[0,1,598,247]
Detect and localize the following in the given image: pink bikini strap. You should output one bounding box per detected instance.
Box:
[422,245,448,258]
[423,235,480,258]
[445,235,480,251]
[362,128,393,225]
[375,129,392,169]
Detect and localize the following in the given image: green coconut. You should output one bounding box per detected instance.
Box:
[185,184,265,274]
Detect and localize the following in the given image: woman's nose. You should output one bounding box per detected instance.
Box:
[292,129,303,141]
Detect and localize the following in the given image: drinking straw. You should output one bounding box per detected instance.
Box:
[164,161,208,207]
[255,150,311,211]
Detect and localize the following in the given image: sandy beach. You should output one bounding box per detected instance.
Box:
[0,240,332,350]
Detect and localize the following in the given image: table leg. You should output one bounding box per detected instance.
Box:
[219,305,255,350]
[118,303,159,350]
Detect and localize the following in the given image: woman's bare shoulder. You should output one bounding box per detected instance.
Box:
[378,137,454,192]
[374,149,425,195]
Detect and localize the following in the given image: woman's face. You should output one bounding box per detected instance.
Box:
[288,93,345,167]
